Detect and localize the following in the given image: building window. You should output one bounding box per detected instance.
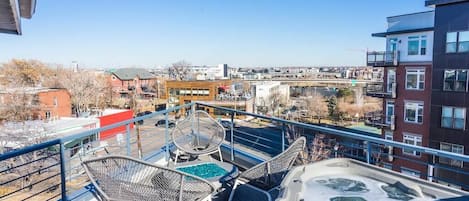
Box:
[53,96,58,107]
[386,101,394,124]
[387,69,396,93]
[388,38,398,52]
[401,167,421,178]
[444,70,468,92]
[404,102,423,124]
[446,31,469,53]
[440,143,464,168]
[384,131,393,141]
[408,35,426,55]
[403,134,422,156]
[459,31,469,52]
[441,106,466,130]
[45,111,51,120]
[383,163,393,170]
[406,69,425,90]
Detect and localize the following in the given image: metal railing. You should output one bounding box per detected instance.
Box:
[1,102,469,200]
[365,82,396,98]
[367,51,399,67]
[0,139,66,201]
[365,114,396,131]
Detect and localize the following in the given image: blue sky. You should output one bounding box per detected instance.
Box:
[0,0,431,68]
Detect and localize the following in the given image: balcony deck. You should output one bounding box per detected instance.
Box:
[1,103,468,201]
[367,51,399,67]
[365,82,396,99]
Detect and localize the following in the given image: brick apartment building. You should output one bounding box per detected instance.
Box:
[0,87,72,120]
[366,0,469,190]
[109,68,158,99]
[366,11,434,178]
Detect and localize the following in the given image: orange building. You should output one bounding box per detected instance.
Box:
[0,87,71,120]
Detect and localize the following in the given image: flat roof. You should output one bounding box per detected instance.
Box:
[372,27,434,37]
[386,10,434,19]
[0,87,68,94]
[102,109,130,116]
[426,0,469,6]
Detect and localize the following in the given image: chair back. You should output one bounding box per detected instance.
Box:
[239,137,306,190]
[82,155,215,201]
[171,110,225,155]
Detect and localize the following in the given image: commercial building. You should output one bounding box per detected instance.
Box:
[251,81,284,114]
[166,80,254,115]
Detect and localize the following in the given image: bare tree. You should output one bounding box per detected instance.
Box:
[306,93,328,123]
[0,89,40,122]
[168,60,191,81]
[269,91,282,116]
[60,70,111,115]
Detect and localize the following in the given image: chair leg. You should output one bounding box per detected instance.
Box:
[218,148,223,162]
[228,179,241,201]
[174,150,179,166]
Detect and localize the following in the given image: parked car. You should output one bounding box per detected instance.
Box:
[219,120,239,129]
[135,113,145,125]
[155,119,175,128]
[134,111,153,125]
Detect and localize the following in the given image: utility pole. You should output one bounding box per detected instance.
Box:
[133,80,143,159]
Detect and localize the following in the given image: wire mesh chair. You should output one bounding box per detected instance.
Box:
[228,137,306,201]
[82,155,216,201]
[171,110,226,165]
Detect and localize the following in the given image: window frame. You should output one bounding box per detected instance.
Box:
[443,69,468,92]
[385,101,395,124]
[441,106,466,130]
[384,130,393,141]
[401,167,421,178]
[407,35,427,56]
[405,68,425,90]
[402,133,422,157]
[439,142,464,168]
[446,31,469,53]
[404,101,424,124]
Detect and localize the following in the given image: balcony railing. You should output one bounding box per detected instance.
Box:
[365,82,396,98]
[367,51,399,67]
[1,102,469,200]
[365,113,395,131]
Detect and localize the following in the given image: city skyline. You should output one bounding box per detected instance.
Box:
[0,0,431,68]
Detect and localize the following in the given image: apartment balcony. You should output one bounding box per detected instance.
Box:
[365,114,395,131]
[1,103,468,201]
[365,82,396,98]
[366,51,399,67]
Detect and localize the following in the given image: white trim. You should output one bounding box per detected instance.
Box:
[402,133,422,157]
[404,101,424,124]
[405,68,425,90]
